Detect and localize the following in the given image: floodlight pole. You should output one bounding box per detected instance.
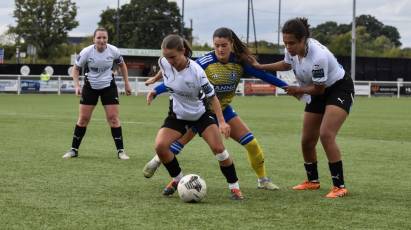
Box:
[181,0,185,37]
[116,0,120,46]
[351,0,356,80]
[246,0,250,44]
[277,0,281,52]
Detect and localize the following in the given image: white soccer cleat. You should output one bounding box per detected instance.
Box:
[143,155,161,178]
[257,178,280,190]
[117,150,130,160]
[62,149,78,159]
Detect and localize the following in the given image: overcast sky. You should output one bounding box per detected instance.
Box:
[1,0,411,48]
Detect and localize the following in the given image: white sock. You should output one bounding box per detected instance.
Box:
[228,182,239,190]
[173,172,184,183]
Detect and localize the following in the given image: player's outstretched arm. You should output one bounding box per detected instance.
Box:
[145,71,163,86]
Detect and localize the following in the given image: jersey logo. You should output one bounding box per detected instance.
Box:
[337,97,345,104]
[312,68,324,79]
[87,57,95,63]
[229,71,237,83]
[185,81,196,88]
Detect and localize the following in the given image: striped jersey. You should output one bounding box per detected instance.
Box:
[159,57,215,121]
[75,44,124,89]
[195,52,243,110]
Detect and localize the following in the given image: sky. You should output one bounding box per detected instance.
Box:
[1,0,411,48]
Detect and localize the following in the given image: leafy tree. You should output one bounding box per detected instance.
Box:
[311,15,401,48]
[98,0,184,48]
[9,0,79,59]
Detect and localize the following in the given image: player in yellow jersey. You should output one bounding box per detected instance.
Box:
[143,27,288,191]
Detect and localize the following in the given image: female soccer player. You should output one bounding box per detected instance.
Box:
[63,28,132,160]
[143,27,288,190]
[148,34,243,200]
[251,18,354,198]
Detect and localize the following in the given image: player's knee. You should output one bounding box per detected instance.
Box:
[77,116,90,126]
[319,130,336,144]
[210,145,225,155]
[155,142,169,155]
[301,137,317,152]
[107,115,120,127]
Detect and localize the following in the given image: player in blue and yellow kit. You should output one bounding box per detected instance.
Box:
[143,27,288,191]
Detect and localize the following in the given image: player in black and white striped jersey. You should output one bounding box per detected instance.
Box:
[250,18,354,198]
[63,28,132,160]
[146,34,244,200]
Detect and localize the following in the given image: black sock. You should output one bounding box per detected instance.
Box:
[220,163,238,184]
[111,127,124,151]
[163,156,181,178]
[329,161,345,188]
[304,162,319,182]
[71,125,86,150]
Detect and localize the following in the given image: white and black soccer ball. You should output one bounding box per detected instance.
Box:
[177,174,207,203]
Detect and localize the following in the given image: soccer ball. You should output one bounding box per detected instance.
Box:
[177,174,207,203]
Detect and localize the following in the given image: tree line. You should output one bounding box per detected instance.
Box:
[0,0,410,64]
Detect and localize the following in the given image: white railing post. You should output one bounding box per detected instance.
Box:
[17,75,21,95]
[58,76,61,95]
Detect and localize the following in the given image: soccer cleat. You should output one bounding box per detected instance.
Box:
[230,188,245,200]
[257,178,280,190]
[62,149,78,159]
[162,180,178,196]
[325,186,348,198]
[142,157,161,178]
[117,150,130,160]
[292,180,320,190]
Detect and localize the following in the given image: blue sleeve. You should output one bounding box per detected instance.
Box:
[154,83,167,95]
[243,64,288,88]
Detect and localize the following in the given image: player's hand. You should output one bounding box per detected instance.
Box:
[124,82,132,96]
[284,86,302,96]
[146,90,156,105]
[219,122,231,139]
[145,76,158,86]
[74,85,81,96]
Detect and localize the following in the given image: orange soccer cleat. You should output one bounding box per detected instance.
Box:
[325,186,348,198]
[292,180,320,190]
[230,188,245,200]
[162,180,178,196]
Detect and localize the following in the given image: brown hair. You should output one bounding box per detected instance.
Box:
[213,27,253,64]
[161,34,192,58]
[93,27,108,38]
[282,17,310,41]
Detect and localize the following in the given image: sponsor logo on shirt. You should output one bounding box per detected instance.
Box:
[214,84,236,92]
[312,65,324,79]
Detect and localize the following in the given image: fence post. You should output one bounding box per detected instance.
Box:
[17,75,21,95]
[58,76,61,95]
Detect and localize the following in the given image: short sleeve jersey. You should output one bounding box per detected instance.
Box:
[284,38,345,87]
[159,57,215,121]
[75,44,124,89]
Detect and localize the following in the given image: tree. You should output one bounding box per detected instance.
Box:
[9,0,78,59]
[311,15,402,48]
[99,0,184,49]
[356,15,401,47]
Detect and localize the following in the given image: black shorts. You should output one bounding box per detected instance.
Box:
[80,79,119,106]
[161,112,217,136]
[305,73,354,114]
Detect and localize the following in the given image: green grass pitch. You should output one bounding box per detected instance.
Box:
[0,94,410,229]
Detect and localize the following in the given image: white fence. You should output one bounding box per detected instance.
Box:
[1,74,411,98]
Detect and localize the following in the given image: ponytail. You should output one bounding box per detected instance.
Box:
[161,34,192,58]
[213,27,252,64]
